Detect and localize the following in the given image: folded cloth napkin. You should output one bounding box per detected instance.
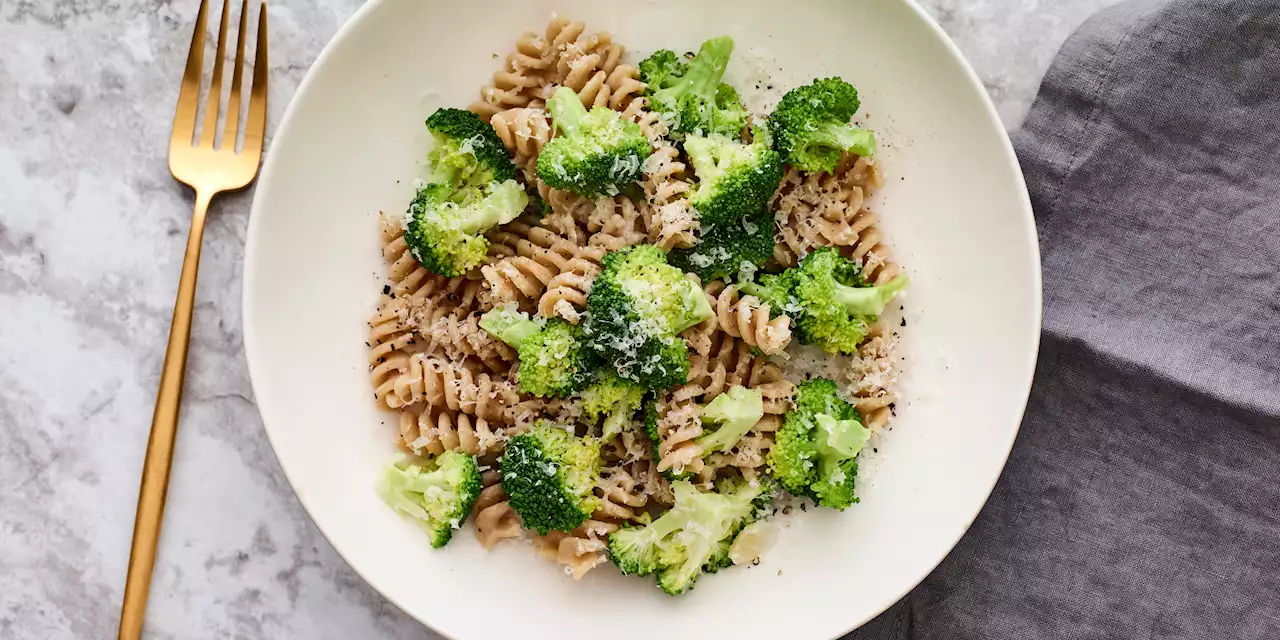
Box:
[849,0,1280,638]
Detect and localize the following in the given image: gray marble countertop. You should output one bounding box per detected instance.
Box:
[0,0,1117,637]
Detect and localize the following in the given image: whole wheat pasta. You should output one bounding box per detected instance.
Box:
[701,280,792,355]
[536,245,606,323]
[585,195,648,252]
[383,354,521,421]
[530,518,617,580]
[469,31,551,118]
[474,471,523,549]
[490,106,552,166]
[397,406,517,457]
[639,142,697,250]
[417,311,516,375]
[772,153,899,285]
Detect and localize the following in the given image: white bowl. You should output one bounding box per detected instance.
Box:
[243,0,1041,637]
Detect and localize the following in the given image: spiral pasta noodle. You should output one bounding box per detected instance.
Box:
[700,280,793,356]
[536,245,606,322]
[585,195,648,252]
[639,142,697,251]
[595,461,654,521]
[481,238,584,310]
[652,390,705,477]
[397,406,521,457]
[541,16,625,109]
[381,354,521,421]
[701,414,781,484]
[531,518,617,580]
[489,107,552,168]
[474,471,523,549]
[846,319,899,430]
[772,154,900,286]
[418,311,517,375]
[469,31,551,118]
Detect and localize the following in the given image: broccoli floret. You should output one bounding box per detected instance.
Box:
[580,373,646,440]
[403,109,528,277]
[638,49,685,93]
[769,378,869,510]
[425,107,518,186]
[695,386,765,454]
[480,308,593,398]
[768,77,877,174]
[583,245,713,389]
[516,319,596,398]
[404,179,527,279]
[607,478,769,595]
[377,451,482,548]
[536,87,650,198]
[667,208,775,281]
[478,304,542,347]
[683,130,783,229]
[501,423,602,534]
[738,269,795,310]
[740,247,909,354]
[645,37,749,139]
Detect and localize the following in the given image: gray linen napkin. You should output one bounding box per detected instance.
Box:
[849,0,1280,637]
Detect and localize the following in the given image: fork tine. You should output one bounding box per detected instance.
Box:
[242,0,269,157]
[199,0,232,148]
[223,0,249,150]
[171,0,209,147]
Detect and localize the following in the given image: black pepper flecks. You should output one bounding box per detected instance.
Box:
[382,285,391,295]
[900,318,907,327]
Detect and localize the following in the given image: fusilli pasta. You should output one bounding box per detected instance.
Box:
[371,16,910,585]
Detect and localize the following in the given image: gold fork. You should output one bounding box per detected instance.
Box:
[119,1,267,637]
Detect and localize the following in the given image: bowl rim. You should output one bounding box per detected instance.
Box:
[242,0,1043,636]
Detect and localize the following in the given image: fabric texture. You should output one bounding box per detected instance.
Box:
[849,1,1280,638]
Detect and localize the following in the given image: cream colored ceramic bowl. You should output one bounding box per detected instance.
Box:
[243,0,1042,637]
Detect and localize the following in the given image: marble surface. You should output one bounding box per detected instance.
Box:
[0,0,1117,637]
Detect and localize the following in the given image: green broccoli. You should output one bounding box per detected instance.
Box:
[501,423,602,534]
[404,108,529,277]
[683,130,783,229]
[739,247,909,354]
[768,378,870,510]
[695,386,765,454]
[479,307,594,398]
[638,49,685,94]
[583,245,713,389]
[642,38,749,139]
[769,77,877,174]
[536,86,650,198]
[376,451,482,548]
[667,208,776,282]
[477,304,541,346]
[580,373,646,440]
[607,478,770,595]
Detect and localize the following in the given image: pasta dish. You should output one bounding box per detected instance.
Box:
[367,15,907,595]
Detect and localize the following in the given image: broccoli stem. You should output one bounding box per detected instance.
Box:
[808,124,877,160]
[683,36,734,99]
[830,274,910,317]
[547,86,589,136]
[642,504,690,542]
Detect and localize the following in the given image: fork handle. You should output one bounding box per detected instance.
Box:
[119,190,212,640]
